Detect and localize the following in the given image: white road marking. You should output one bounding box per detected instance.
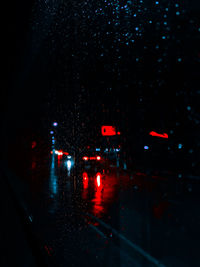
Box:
[86,212,166,267]
[89,224,107,239]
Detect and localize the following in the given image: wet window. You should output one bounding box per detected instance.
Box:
[2,1,200,266]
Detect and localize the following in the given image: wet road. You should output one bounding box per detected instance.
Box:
[22,153,200,267]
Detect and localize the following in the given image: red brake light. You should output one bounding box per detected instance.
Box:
[83,156,88,161]
[96,156,101,161]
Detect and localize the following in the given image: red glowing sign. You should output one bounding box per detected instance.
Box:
[101,126,116,136]
[149,131,168,139]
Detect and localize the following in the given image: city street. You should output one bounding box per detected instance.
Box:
[3,152,199,267]
[2,1,200,266]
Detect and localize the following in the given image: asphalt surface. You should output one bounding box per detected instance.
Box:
[2,152,199,267]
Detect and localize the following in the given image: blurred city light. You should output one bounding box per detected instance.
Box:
[96,173,101,187]
[149,131,168,139]
[101,126,117,136]
[66,160,72,171]
[178,144,183,149]
[82,172,89,190]
[55,150,63,155]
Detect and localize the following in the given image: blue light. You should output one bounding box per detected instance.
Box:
[178,144,183,149]
[187,106,191,111]
[96,148,101,151]
[53,122,58,127]
[66,160,72,171]
[50,153,57,195]
[52,140,55,144]
[144,146,149,150]
[50,131,54,134]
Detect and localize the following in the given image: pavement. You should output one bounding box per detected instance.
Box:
[1,155,200,267]
[0,172,37,267]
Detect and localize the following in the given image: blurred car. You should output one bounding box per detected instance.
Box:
[80,149,104,170]
[51,149,71,157]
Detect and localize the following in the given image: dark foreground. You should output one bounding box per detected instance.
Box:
[1,153,200,267]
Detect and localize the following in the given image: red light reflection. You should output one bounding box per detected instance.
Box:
[57,154,62,167]
[93,173,103,215]
[82,172,120,218]
[96,173,101,187]
[83,172,89,189]
[32,141,37,149]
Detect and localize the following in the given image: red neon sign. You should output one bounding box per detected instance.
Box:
[101,126,116,136]
[149,131,168,139]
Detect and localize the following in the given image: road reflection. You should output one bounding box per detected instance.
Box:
[27,153,200,267]
[81,171,119,218]
[49,152,57,195]
[92,173,103,216]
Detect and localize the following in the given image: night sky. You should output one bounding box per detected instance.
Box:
[2,0,200,172]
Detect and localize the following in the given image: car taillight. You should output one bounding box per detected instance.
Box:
[96,156,101,161]
[83,156,88,161]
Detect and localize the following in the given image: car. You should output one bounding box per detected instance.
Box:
[80,149,104,170]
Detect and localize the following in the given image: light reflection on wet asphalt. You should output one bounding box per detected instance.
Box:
[28,154,200,267]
